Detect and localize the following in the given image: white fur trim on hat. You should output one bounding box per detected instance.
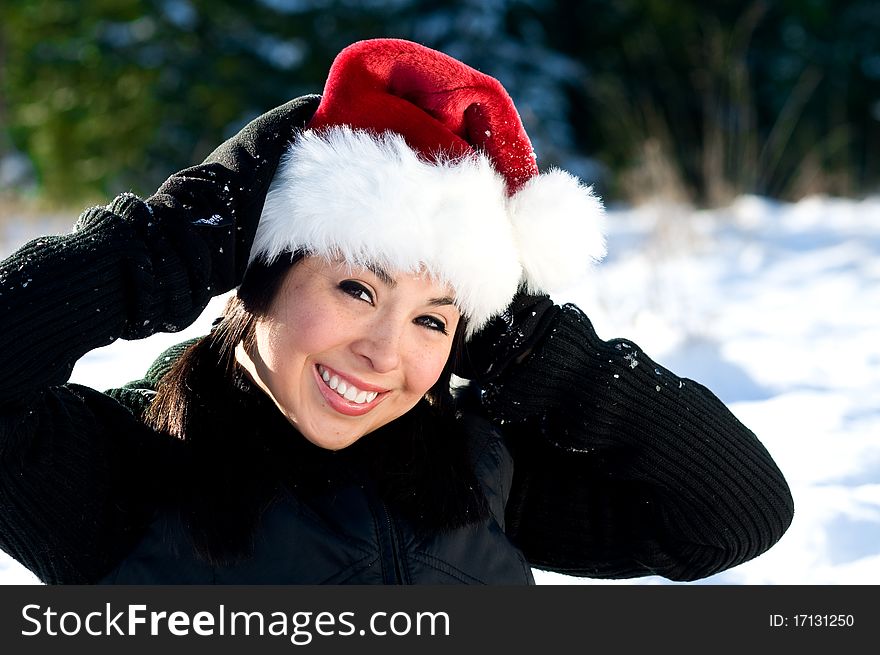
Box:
[253,126,522,334]
[251,126,606,335]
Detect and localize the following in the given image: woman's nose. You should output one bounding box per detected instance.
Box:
[351,320,403,373]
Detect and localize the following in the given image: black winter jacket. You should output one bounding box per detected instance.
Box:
[0,170,794,587]
[94,342,534,584]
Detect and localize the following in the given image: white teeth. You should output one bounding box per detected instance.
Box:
[318,366,382,404]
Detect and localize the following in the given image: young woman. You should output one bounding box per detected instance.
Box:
[0,39,794,584]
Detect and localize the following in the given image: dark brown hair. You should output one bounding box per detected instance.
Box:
[145,255,297,439]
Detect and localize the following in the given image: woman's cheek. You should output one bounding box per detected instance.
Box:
[415,342,453,390]
[279,301,341,353]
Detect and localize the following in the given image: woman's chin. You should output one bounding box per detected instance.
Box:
[292,416,371,451]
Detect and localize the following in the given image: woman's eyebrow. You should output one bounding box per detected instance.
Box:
[363,263,453,307]
[366,263,397,288]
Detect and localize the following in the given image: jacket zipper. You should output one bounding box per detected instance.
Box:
[368,489,404,584]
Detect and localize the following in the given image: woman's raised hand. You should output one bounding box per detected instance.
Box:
[455,289,558,384]
[145,95,320,287]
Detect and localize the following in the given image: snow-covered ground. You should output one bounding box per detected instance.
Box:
[2,194,878,584]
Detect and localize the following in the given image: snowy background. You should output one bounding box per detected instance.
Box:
[2,194,879,585]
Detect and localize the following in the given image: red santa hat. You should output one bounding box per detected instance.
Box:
[252,38,605,335]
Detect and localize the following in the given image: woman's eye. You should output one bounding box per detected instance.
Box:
[415,315,448,334]
[339,280,374,304]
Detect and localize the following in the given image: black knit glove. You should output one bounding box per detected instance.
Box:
[474,303,601,429]
[481,304,681,436]
[146,94,321,287]
[65,95,320,341]
[455,288,559,382]
[476,303,688,446]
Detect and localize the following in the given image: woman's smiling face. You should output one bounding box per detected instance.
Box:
[235,256,460,450]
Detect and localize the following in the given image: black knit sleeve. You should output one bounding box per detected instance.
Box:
[481,304,794,582]
[1,192,238,405]
[0,193,230,583]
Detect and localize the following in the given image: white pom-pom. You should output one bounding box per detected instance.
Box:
[508,168,606,293]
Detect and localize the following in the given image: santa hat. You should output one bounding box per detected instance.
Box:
[252,38,605,335]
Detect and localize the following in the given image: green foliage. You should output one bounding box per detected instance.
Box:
[1,0,374,202]
[3,0,163,201]
[2,0,879,206]
[546,0,880,203]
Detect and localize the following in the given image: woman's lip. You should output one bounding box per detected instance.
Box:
[316,363,389,393]
[312,365,388,417]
